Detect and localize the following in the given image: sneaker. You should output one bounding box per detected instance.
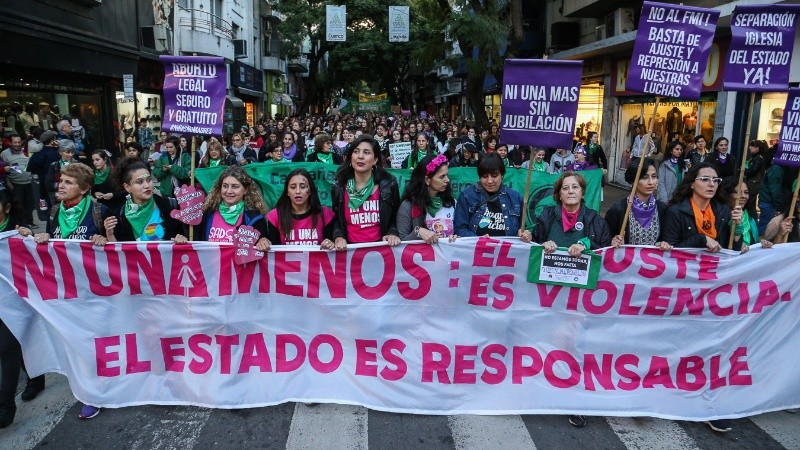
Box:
[21,377,45,402]
[568,415,586,428]
[79,404,100,419]
[705,419,733,432]
[0,406,16,429]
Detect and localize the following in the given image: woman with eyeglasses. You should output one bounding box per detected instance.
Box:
[662,162,743,252]
[104,157,186,242]
[605,158,671,249]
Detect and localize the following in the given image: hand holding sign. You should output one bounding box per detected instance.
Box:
[234,225,265,265]
[170,185,206,225]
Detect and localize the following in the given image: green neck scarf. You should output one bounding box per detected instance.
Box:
[316,152,333,165]
[59,160,70,168]
[94,166,110,185]
[0,216,9,232]
[58,196,91,238]
[587,143,598,154]
[410,151,425,169]
[502,158,509,167]
[125,196,156,239]
[427,195,443,217]
[346,177,375,210]
[218,201,245,225]
[533,160,547,172]
[741,210,754,245]
[209,159,222,167]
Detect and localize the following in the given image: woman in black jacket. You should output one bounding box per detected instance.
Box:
[331,135,400,250]
[104,157,186,242]
[605,158,671,250]
[707,137,736,179]
[91,149,126,211]
[662,162,744,252]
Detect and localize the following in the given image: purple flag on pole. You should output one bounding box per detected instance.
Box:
[724,5,800,91]
[160,56,227,136]
[772,89,800,168]
[627,1,719,100]
[499,59,582,148]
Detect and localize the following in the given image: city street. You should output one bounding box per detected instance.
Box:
[1,373,799,449]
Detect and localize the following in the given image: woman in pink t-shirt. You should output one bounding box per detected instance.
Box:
[195,166,270,250]
[266,168,335,248]
[330,135,400,250]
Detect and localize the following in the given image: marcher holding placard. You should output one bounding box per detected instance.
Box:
[454,153,525,238]
[662,163,743,254]
[266,168,335,247]
[195,166,270,250]
[331,135,401,249]
[606,159,671,249]
[104,157,187,243]
[397,154,456,243]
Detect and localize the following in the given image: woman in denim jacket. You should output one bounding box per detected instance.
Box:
[454,153,524,237]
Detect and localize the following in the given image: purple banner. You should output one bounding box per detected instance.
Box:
[160,55,227,136]
[773,89,800,168]
[499,59,582,148]
[724,5,800,91]
[627,2,719,100]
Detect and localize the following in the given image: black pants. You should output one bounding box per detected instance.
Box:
[0,319,22,408]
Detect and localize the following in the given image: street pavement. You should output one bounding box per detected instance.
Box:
[7,185,797,449]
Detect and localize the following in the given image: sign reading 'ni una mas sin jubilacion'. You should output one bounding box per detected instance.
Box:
[627,1,719,99]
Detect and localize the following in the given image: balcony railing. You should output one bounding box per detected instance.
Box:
[178,8,235,40]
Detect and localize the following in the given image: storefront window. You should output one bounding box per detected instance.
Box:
[484,94,501,124]
[576,83,603,139]
[757,92,787,147]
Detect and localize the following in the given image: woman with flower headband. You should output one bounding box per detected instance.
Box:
[397,154,457,243]
[103,157,187,243]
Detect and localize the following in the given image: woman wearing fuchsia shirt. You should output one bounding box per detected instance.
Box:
[195,166,270,250]
[266,168,336,248]
[331,135,400,250]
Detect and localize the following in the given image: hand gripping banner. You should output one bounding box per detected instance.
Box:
[2,236,800,419]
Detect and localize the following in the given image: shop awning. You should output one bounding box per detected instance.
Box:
[226,95,245,109]
[237,87,264,98]
[272,93,293,106]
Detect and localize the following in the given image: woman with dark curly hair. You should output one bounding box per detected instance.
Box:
[331,135,400,250]
[397,154,456,243]
[195,166,270,251]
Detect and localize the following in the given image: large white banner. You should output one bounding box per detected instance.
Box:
[326,5,346,42]
[389,6,410,42]
[2,235,800,419]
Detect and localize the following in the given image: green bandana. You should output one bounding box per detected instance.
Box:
[409,151,424,169]
[59,160,70,168]
[125,196,156,239]
[0,216,9,232]
[94,167,110,185]
[427,195,443,217]
[210,159,222,167]
[218,201,245,225]
[58,195,91,239]
[587,143,598,155]
[533,161,547,172]
[502,158,510,167]
[741,210,754,245]
[316,152,333,165]
[346,177,375,210]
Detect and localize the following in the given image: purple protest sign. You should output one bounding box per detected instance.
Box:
[724,5,800,91]
[499,59,582,148]
[160,55,227,136]
[627,2,719,100]
[772,89,800,168]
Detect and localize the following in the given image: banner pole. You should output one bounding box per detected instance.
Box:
[728,92,756,249]
[780,173,800,244]
[520,148,536,232]
[619,96,661,239]
[189,136,197,241]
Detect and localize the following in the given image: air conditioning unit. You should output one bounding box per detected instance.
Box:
[595,24,607,41]
[605,8,635,37]
[234,39,248,59]
[153,25,167,41]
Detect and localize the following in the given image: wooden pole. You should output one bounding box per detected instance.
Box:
[619,96,661,239]
[520,148,536,232]
[188,136,197,241]
[779,173,800,244]
[728,92,756,249]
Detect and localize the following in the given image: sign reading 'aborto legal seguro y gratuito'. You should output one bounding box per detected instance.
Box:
[627,1,719,99]
[160,55,227,136]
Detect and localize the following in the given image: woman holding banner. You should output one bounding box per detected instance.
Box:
[266,168,335,247]
[195,166,270,250]
[104,157,187,243]
[606,159,671,249]
[397,154,456,242]
[331,135,401,250]
[719,176,771,249]
[454,153,525,238]
[662,163,743,253]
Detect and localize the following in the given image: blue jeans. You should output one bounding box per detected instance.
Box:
[757,199,776,236]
